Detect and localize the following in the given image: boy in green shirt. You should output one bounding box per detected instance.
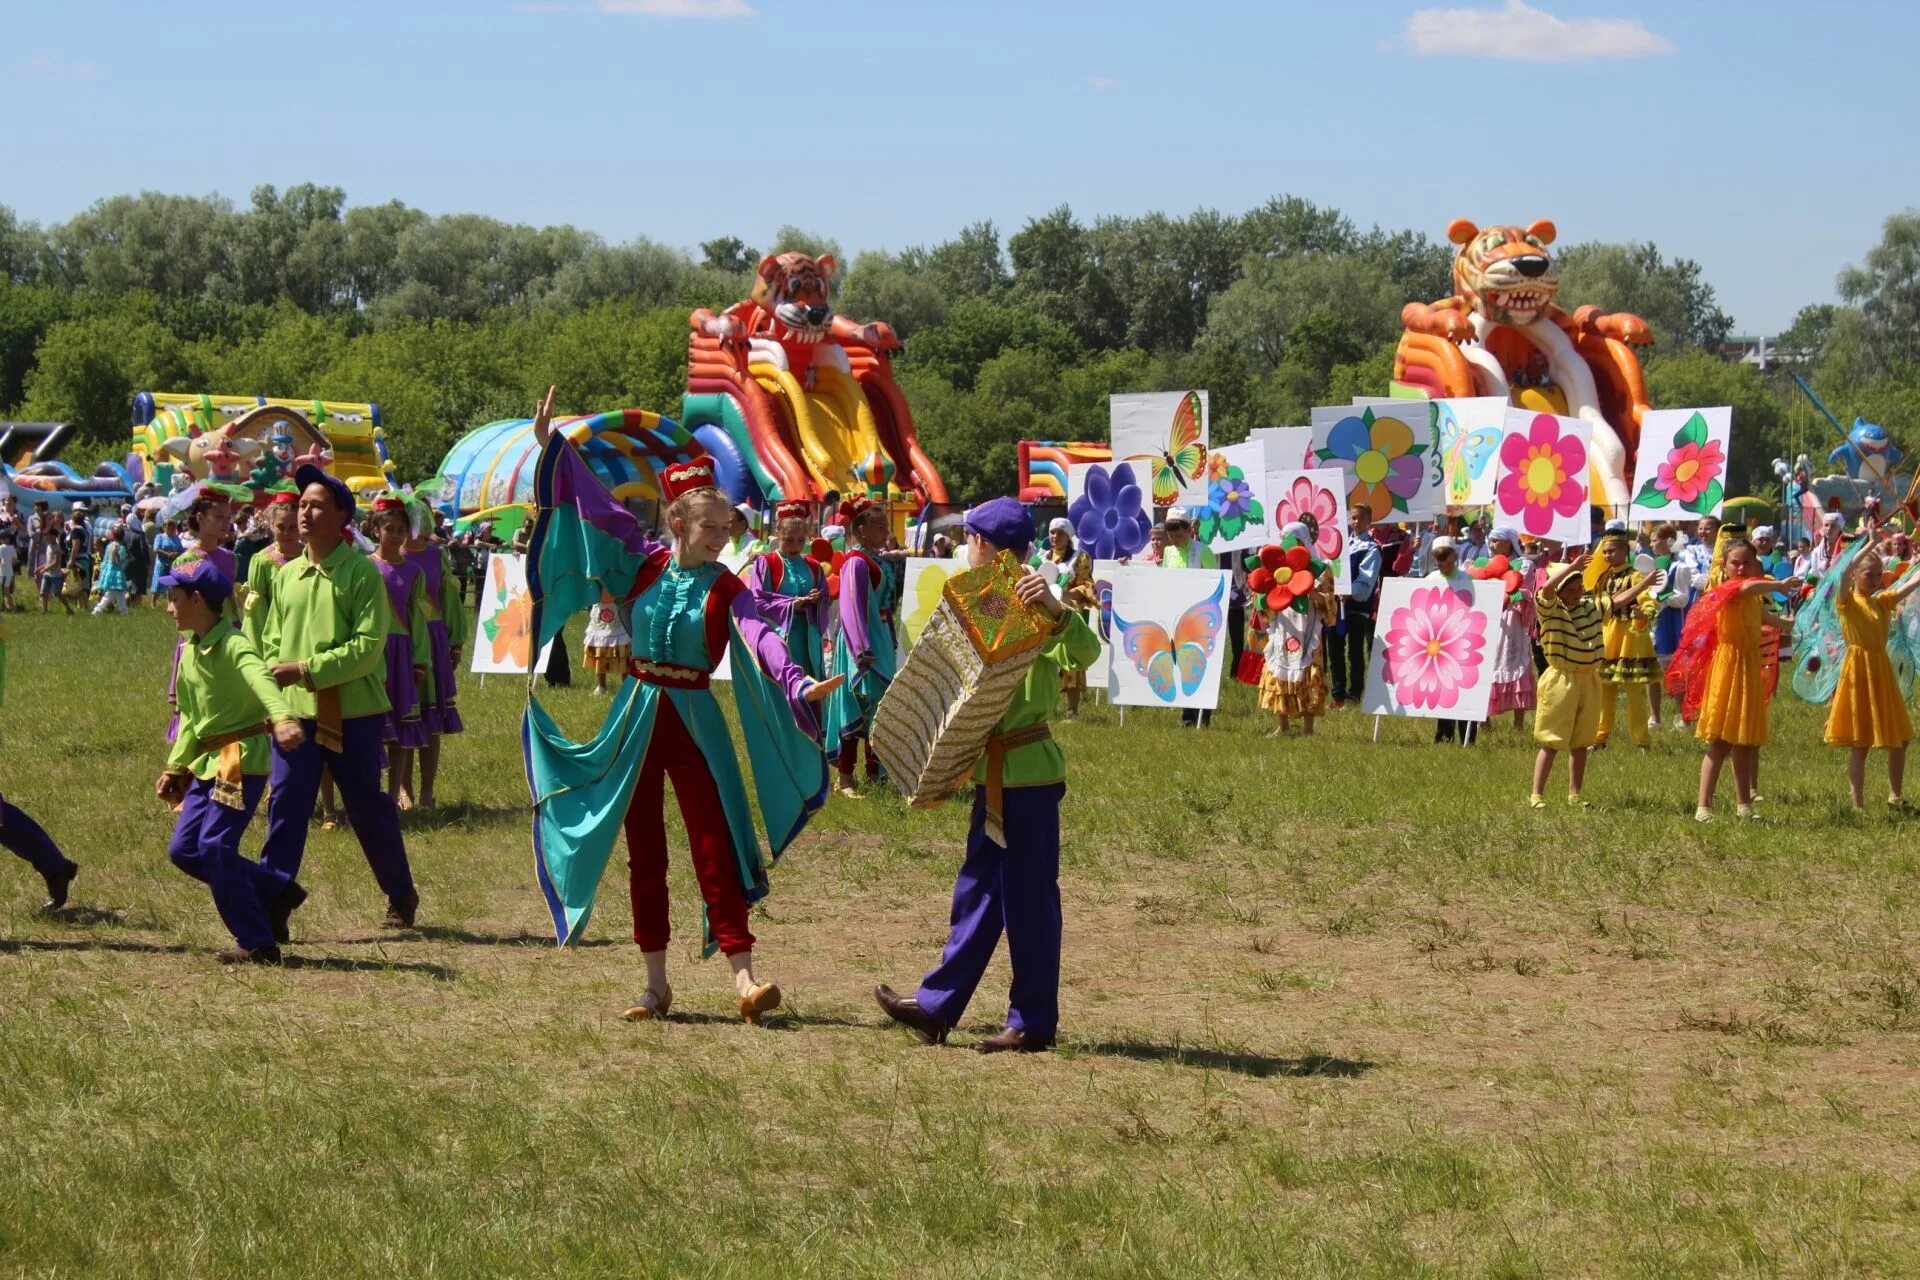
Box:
[258,465,419,933]
[158,552,307,963]
[875,498,1100,1053]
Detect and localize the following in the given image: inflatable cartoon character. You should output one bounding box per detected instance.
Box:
[1829,417,1903,490]
[694,253,898,377]
[1395,219,1654,510]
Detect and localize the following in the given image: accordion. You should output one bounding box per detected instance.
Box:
[871,551,1053,807]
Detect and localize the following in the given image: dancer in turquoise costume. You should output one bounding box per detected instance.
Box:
[745,499,827,681]
[520,390,840,1024]
[824,493,897,799]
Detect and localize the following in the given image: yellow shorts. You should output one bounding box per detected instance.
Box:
[1534,665,1602,751]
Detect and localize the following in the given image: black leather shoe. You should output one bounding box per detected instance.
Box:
[40,863,77,912]
[974,1026,1053,1054]
[218,944,283,965]
[383,891,419,929]
[268,882,308,945]
[874,984,949,1044]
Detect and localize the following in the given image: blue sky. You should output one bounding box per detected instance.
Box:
[3,0,1914,332]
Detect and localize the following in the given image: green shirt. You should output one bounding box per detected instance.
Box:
[967,609,1102,789]
[241,544,297,652]
[166,619,295,778]
[264,540,395,720]
[1160,541,1217,570]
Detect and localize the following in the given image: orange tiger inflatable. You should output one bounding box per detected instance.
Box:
[1396,218,1653,510]
[694,252,898,355]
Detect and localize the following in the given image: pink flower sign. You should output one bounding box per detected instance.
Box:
[1494,409,1592,543]
[1361,578,1502,721]
[1266,467,1352,595]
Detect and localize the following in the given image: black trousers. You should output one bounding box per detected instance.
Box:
[1329,612,1376,702]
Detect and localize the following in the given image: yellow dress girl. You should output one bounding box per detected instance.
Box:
[1823,551,1920,809]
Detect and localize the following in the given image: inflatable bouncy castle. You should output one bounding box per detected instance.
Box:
[1,421,135,509]
[429,409,701,521]
[1393,219,1653,509]
[1017,441,1111,502]
[131,392,394,495]
[681,252,948,508]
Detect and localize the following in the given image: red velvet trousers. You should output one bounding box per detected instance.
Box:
[623,697,754,956]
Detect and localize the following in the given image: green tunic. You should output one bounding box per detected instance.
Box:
[166,619,295,779]
[263,541,395,720]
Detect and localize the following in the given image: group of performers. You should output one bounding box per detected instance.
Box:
[11,405,1920,1051]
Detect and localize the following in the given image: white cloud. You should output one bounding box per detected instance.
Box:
[1086,75,1116,91]
[1400,0,1672,62]
[11,55,100,82]
[595,0,753,15]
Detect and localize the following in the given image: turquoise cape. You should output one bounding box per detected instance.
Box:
[521,439,827,949]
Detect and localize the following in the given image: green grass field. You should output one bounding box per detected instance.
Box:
[2,604,1917,1278]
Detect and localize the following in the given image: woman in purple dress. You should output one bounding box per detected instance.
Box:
[369,497,430,810]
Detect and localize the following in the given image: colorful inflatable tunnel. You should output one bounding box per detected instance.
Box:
[1,420,135,509]
[132,392,393,494]
[430,409,701,519]
[1018,441,1112,503]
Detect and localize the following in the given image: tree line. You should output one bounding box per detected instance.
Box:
[1,185,1915,502]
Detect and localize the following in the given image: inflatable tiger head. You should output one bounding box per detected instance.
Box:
[1447,219,1558,328]
[750,251,837,342]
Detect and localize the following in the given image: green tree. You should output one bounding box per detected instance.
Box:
[20,309,194,448]
[1837,211,1920,370]
[902,298,1080,392]
[1643,349,1786,498]
[1552,242,1733,354]
[699,236,759,275]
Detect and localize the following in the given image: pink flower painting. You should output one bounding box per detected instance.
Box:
[1274,475,1344,561]
[1496,413,1589,537]
[1633,411,1726,516]
[1382,584,1488,711]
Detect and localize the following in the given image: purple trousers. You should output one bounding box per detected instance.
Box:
[167,775,287,951]
[916,782,1064,1040]
[422,618,464,736]
[1,797,77,882]
[260,713,414,899]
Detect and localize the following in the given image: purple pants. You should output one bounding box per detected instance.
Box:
[1,798,77,882]
[260,713,414,899]
[916,782,1064,1040]
[383,634,428,750]
[167,774,287,951]
[422,618,464,736]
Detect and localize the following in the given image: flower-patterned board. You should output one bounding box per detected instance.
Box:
[1360,577,1502,722]
[1266,467,1352,596]
[1197,441,1271,553]
[1627,406,1731,523]
[471,553,556,675]
[1492,409,1593,545]
[1105,566,1232,711]
[1310,402,1441,523]
[1110,391,1210,509]
[1066,460,1155,561]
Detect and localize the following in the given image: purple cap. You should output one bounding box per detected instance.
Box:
[157,550,233,607]
[294,463,355,519]
[963,497,1035,554]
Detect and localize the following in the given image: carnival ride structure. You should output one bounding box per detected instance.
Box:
[1017,441,1112,503]
[1,421,135,509]
[1393,218,1654,510]
[681,252,949,510]
[430,409,702,522]
[131,392,394,494]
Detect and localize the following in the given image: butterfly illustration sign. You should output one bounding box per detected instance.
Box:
[1309,402,1440,523]
[1361,577,1501,722]
[1627,406,1731,523]
[1105,566,1231,710]
[1435,396,1508,509]
[1110,390,1209,508]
